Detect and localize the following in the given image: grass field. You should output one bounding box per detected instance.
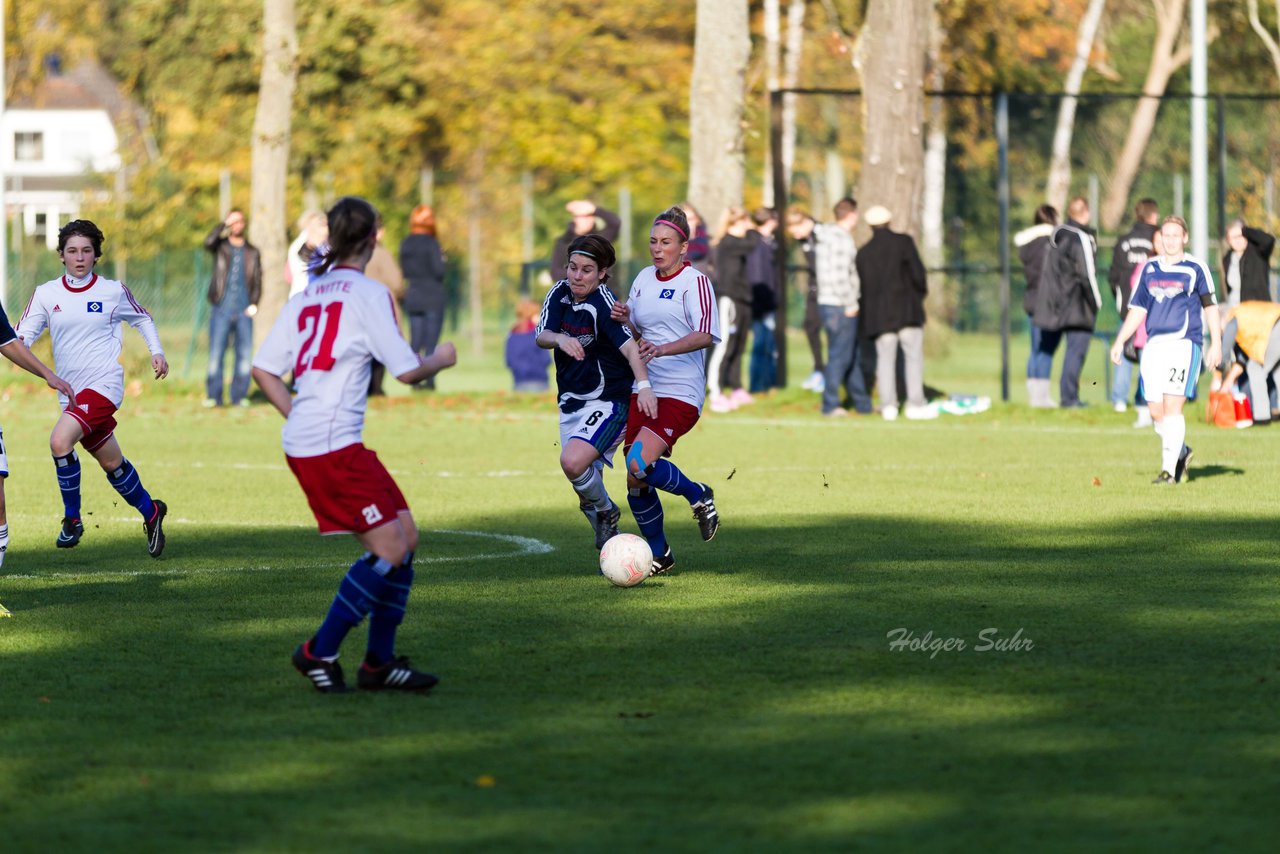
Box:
[1,333,1277,852]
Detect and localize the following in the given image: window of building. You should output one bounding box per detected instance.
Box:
[15,132,44,162]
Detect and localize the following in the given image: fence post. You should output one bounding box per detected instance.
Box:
[1216,94,1226,239]
[997,91,1011,403]
[770,88,788,388]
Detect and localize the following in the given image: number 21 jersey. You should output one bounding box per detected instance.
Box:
[253,266,420,457]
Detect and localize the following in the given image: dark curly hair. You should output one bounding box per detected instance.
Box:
[58,220,105,257]
[315,196,379,276]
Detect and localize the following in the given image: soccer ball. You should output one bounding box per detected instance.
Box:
[599,533,653,587]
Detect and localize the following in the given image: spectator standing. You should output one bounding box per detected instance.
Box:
[707,207,757,412]
[785,209,826,393]
[1108,198,1159,412]
[855,206,934,420]
[1222,219,1276,308]
[507,298,552,393]
[1034,196,1101,408]
[798,200,866,416]
[680,202,715,280]
[550,200,621,283]
[286,210,328,299]
[203,208,261,408]
[746,208,780,393]
[1220,301,1280,427]
[399,205,448,390]
[1016,204,1059,407]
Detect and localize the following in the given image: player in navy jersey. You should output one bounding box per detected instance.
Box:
[18,220,170,556]
[253,197,457,693]
[609,206,722,576]
[0,303,74,572]
[536,234,657,550]
[1110,216,1222,484]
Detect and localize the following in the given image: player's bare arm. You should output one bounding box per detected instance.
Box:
[618,338,658,418]
[0,338,75,398]
[1110,307,1146,365]
[637,331,714,364]
[538,330,585,361]
[251,367,293,418]
[397,341,458,386]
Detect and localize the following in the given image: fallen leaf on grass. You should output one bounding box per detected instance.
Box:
[1092,477,1102,487]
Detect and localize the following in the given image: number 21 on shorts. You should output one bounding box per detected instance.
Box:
[296,302,344,377]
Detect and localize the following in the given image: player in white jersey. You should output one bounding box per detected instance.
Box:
[17,220,170,557]
[609,206,722,576]
[0,303,74,573]
[252,197,457,694]
[1110,216,1222,484]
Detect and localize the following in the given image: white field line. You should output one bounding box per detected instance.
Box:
[0,529,553,580]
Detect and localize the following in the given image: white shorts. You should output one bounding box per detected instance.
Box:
[559,400,628,467]
[0,428,7,477]
[1140,337,1202,400]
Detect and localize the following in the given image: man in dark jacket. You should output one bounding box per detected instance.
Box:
[1033,196,1101,408]
[1222,220,1276,306]
[855,206,933,420]
[203,209,261,407]
[1108,198,1158,411]
[549,200,621,283]
[1016,204,1058,407]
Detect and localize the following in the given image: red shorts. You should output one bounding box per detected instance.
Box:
[624,394,701,457]
[65,389,118,452]
[286,443,409,535]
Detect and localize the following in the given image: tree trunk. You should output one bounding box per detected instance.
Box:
[1045,0,1107,213]
[921,2,951,329]
[1246,0,1280,83]
[688,0,750,223]
[762,0,780,207]
[780,0,805,202]
[250,0,298,348]
[1100,0,1201,231]
[856,0,930,240]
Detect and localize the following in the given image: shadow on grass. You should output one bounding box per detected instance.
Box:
[2,510,1278,850]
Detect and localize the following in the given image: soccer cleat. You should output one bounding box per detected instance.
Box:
[0,601,11,618]
[357,656,439,691]
[1152,470,1175,485]
[1174,446,1193,484]
[649,546,675,576]
[144,500,167,558]
[593,501,622,550]
[292,642,349,693]
[691,485,719,541]
[56,517,84,549]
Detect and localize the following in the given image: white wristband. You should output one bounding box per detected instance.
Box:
[636,380,652,390]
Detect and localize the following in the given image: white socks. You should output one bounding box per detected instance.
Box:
[0,522,7,567]
[1156,414,1186,475]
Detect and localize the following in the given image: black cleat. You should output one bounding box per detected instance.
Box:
[144,500,167,558]
[357,656,439,691]
[594,501,622,550]
[292,642,349,693]
[691,485,719,541]
[1152,470,1175,485]
[56,517,84,549]
[649,546,675,576]
[1174,446,1193,484]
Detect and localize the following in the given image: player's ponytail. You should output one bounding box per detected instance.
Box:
[315,197,379,276]
[653,206,690,242]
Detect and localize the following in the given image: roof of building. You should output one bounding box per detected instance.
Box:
[9,75,105,111]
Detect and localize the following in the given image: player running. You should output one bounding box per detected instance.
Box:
[252,196,457,694]
[609,206,722,576]
[0,301,75,570]
[17,220,170,556]
[536,234,657,550]
[1110,215,1222,484]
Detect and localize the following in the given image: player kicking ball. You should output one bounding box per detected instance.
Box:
[1110,216,1222,484]
[253,197,457,694]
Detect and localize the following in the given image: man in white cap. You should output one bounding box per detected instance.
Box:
[855,206,935,420]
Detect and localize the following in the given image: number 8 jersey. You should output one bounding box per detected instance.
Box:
[253,266,420,457]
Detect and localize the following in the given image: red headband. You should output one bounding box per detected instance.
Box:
[653,219,688,240]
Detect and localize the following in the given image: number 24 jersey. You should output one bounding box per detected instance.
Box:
[253,266,420,457]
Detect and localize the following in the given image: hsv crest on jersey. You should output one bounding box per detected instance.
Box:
[659,289,676,300]
[87,301,103,313]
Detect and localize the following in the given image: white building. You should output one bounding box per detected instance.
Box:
[1,71,121,249]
